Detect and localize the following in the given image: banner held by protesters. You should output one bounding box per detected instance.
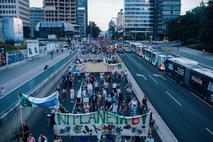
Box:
[54,111,150,137]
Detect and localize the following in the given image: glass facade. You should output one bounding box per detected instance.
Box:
[156,0,181,39]
[124,0,154,39]
[2,17,23,43]
[77,0,88,37]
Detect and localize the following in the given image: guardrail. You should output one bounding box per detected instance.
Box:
[0,51,78,119]
[118,54,178,142]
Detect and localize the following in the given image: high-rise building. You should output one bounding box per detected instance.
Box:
[123,0,154,40]
[30,7,44,37]
[43,0,77,24]
[116,9,124,38]
[155,0,181,39]
[0,0,30,38]
[77,0,88,37]
[115,0,180,40]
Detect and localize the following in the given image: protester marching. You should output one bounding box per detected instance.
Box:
[14,39,155,142]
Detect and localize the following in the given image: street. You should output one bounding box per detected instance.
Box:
[119,52,213,142]
[0,51,77,117]
[0,51,71,94]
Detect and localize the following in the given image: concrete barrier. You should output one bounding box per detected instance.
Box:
[123,59,178,142]
[0,52,79,142]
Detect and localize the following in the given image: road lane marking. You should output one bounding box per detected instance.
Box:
[190,92,212,108]
[125,53,143,70]
[153,73,167,80]
[136,73,147,80]
[166,91,182,106]
[148,74,158,84]
[206,128,213,136]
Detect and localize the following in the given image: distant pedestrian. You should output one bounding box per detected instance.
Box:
[20,122,30,142]
[61,89,67,102]
[53,135,62,142]
[70,87,75,101]
[145,135,154,142]
[0,86,5,97]
[38,132,48,142]
[50,52,53,59]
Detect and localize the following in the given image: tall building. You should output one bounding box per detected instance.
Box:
[156,0,181,39]
[77,0,88,37]
[0,0,30,38]
[116,9,124,38]
[123,0,154,40]
[43,0,77,24]
[30,7,44,37]
[115,0,180,40]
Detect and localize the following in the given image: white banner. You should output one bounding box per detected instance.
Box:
[27,40,39,58]
[54,111,150,137]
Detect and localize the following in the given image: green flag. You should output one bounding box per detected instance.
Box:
[19,93,32,107]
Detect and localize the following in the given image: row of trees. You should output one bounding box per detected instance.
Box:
[87,21,101,39]
[168,0,213,53]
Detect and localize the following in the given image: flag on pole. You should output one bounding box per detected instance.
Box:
[19,91,60,108]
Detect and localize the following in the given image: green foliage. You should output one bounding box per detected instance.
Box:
[167,0,213,53]
[0,41,27,53]
[87,21,101,38]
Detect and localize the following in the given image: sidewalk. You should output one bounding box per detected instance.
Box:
[161,46,213,68]
[0,50,72,95]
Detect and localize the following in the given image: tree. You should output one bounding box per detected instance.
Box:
[87,21,101,38]
[201,0,213,52]
[167,0,213,53]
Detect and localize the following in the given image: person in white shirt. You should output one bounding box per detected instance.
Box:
[100,72,104,81]
[129,97,138,106]
[102,88,107,101]
[103,81,109,90]
[94,80,99,93]
[109,102,118,114]
[38,132,48,142]
[87,82,93,97]
[70,88,75,100]
[106,94,112,109]
[112,82,117,92]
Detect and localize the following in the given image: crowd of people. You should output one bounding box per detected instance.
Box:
[13,39,155,142]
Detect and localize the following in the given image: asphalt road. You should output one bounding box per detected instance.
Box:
[0,51,77,117]
[0,50,71,94]
[119,52,213,142]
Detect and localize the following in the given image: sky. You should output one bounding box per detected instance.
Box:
[29,0,209,31]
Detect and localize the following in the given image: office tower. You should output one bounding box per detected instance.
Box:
[77,0,88,37]
[0,0,30,38]
[123,0,154,40]
[43,0,77,24]
[30,7,44,37]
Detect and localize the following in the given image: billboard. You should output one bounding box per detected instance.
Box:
[47,42,56,52]
[0,46,6,66]
[2,17,23,43]
[26,40,39,58]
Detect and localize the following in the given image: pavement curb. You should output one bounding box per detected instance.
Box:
[0,51,79,141]
[0,51,79,119]
[120,55,178,142]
